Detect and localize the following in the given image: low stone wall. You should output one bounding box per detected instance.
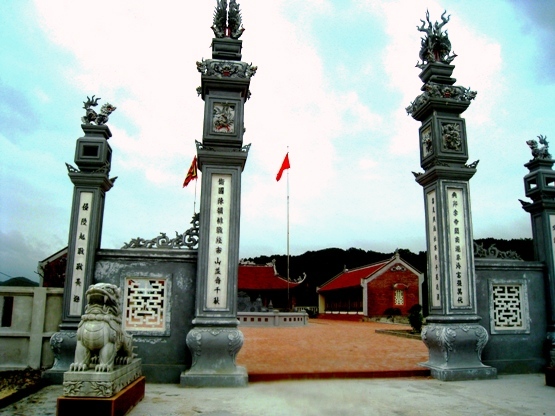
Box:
[0,287,63,370]
[475,259,547,373]
[238,311,308,327]
[93,249,198,383]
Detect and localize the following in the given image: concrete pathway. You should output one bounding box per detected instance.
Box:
[0,374,552,415]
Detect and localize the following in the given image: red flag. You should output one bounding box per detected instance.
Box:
[183,156,198,187]
[276,153,290,181]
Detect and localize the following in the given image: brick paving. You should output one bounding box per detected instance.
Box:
[237,318,430,381]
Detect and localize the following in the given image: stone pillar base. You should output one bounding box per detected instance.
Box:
[43,330,78,384]
[420,322,497,381]
[422,364,497,381]
[180,326,248,387]
[180,366,248,387]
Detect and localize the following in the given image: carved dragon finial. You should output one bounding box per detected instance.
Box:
[81,95,117,126]
[526,134,551,160]
[416,10,457,68]
[211,0,244,39]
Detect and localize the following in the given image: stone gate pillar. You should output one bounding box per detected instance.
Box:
[407,11,496,381]
[181,1,256,387]
[521,137,555,367]
[46,99,117,382]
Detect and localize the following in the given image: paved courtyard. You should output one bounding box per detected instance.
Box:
[1,319,553,415]
[237,319,429,380]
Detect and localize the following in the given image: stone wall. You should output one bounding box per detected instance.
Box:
[94,249,197,383]
[0,287,63,370]
[475,259,547,373]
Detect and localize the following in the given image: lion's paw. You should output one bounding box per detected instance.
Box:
[69,363,88,371]
[95,363,113,372]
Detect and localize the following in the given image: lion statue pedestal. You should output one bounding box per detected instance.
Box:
[61,283,142,398]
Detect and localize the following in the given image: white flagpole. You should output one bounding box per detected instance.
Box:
[287,148,290,308]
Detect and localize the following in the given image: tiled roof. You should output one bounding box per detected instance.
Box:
[238,264,300,290]
[317,260,389,292]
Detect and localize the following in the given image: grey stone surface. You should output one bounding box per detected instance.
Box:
[409,14,494,380]
[63,358,142,397]
[521,155,555,367]
[181,327,248,387]
[94,249,197,384]
[53,124,115,376]
[182,4,256,387]
[475,259,547,373]
[2,374,553,416]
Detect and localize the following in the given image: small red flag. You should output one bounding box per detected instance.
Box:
[183,156,198,187]
[276,153,290,181]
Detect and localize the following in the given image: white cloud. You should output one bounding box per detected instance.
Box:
[1,0,549,277]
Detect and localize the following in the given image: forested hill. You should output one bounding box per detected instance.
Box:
[242,238,533,306]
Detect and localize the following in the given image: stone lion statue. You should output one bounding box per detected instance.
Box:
[70,283,134,372]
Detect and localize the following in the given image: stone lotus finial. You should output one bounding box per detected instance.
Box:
[526,134,551,160]
[81,95,117,126]
[211,0,244,39]
[416,10,457,69]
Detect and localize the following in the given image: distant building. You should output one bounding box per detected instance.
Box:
[37,250,302,310]
[37,247,68,288]
[238,260,303,310]
[316,251,423,317]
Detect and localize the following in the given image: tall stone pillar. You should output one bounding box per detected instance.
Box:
[46,99,117,383]
[407,11,496,381]
[181,1,256,387]
[521,137,555,367]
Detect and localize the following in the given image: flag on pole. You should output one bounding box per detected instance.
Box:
[276,153,290,181]
[183,156,198,187]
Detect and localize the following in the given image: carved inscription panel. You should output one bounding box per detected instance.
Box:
[69,191,93,316]
[446,187,470,307]
[206,173,232,309]
[427,190,441,307]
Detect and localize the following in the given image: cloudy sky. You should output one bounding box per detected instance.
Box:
[1,0,554,282]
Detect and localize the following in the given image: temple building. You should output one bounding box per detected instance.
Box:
[316,252,423,317]
[39,250,302,310]
[237,261,302,310]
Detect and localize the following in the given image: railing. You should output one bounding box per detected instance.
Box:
[294,305,319,315]
[238,311,308,327]
[0,287,63,370]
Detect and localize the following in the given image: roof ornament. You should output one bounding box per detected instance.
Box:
[526,134,551,160]
[416,10,457,69]
[211,0,245,39]
[81,95,116,126]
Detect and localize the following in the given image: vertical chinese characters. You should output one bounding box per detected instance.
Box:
[427,190,441,307]
[69,192,93,315]
[206,174,232,309]
[447,188,469,307]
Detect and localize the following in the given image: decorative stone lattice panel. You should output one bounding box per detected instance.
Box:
[124,278,168,333]
[490,281,530,334]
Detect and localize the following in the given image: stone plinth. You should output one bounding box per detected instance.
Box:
[57,375,145,416]
[420,323,496,381]
[180,327,247,387]
[63,359,142,397]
